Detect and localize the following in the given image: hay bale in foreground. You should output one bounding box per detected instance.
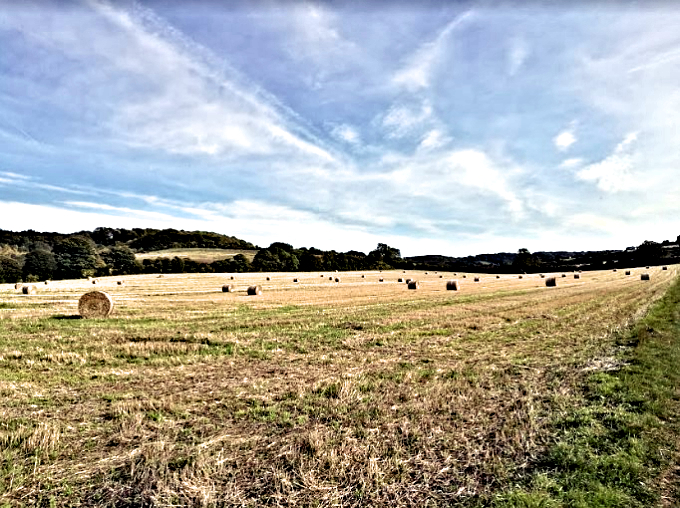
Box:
[407,281,419,289]
[574,274,580,279]
[625,270,631,275]
[78,291,113,318]
[545,277,557,287]
[222,284,234,293]
[22,285,37,295]
[446,280,459,291]
[247,285,262,295]
[641,273,650,281]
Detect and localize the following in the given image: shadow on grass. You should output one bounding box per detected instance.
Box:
[51,314,83,320]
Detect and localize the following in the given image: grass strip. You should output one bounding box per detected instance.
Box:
[493,276,680,507]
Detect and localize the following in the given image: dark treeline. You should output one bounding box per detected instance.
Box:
[0,226,413,283]
[407,237,680,273]
[0,226,678,283]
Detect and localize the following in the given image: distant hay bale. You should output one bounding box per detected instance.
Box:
[425,272,429,275]
[293,278,299,283]
[361,275,365,278]
[117,280,124,286]
[625,270,631,275]
[320,274,324,277]
[403,270,406,273]
[574,274,580,279]
[646,266,650,269]
[335,277,341,283]
[561,274,566,277]
[496,275,500,279]
[329,276,333,280]
[407,280,419,289]
[247,285,262,296]
[641,273,650,281]
[463,275,467,278]
[78,291,113,318]
[222,284,234,293]
[540,274,545,278]
[266,277,271,281]
[398,278,404,282]
[518,275,523,279]
[613,269,617,272]
[22,285,37,295]
[545,277,557,287]
[14,283,22,290]
[446,280,459,291]
[157,275,163,278]
[230,276,234,280]
[405,278,413,284]
[92,279,98,284]
[439,275,443,278]
[44,280,50,285]
[379,277,384,282]
[663,266,668,270]
[474,277,480,282]
[434,271,438,274]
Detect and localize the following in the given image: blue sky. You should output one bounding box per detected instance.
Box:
[1,0,679,256]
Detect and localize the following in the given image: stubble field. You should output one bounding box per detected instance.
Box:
[0,266,678,506]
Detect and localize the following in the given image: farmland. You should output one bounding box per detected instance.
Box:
[0,266,678,506]
[135,248,258,264]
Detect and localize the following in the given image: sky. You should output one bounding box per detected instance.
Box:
[1,0,679,257]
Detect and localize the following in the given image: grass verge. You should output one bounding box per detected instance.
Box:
[494,277,680,507]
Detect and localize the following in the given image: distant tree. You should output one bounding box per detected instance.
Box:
[170,256,185,273]
[231,254,253,272]
[53,237,99,279]
[23,250,57,281]
[299,250,322,271]
[512,248,540,272]
[636,240,662,265]
[101,245,141,276]
[0,256,21,283]
[367,243,402,269]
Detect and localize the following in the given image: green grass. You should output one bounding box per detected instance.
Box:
[493,277,680,507]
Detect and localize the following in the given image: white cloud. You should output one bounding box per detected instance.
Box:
[575,132,639,192]
[380,100,434,139]
[554,129,576,151]
[559,158,584,169]
[392,11,473,91]
[508,37,529,76]
[418,129,450,151]
[330,124,361,145]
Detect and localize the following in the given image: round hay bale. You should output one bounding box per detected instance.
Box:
[561,274,566,277]
[545,277,557,287]
[434,271,438,274]
[625,270,631,275]
[266,276,271,281]
[462,275,467,278]
[641,273,650,281]
[22,285,37,295]
[496,275,500,279]
[157,274,163,278]
[361,275,365,278]
[407,280,419,290]
[405,278,413,284]
[574,274,580,279]
[540,274,545,278]
[379,278,384,282]
[613,269,617,272]
[398,278,404,282]
[222,284,234,292]
[663,266,668,270]
[403,270,406,273]
[519,275,523,279]
[425,272,429,275]
[14,283,22,290]
[439,275,443,278]
[44,280,50,285]
[92,279,98,284]
[646,266,650,269]
[329,276,333,280]
[293,278,299,283]
[247,285,262,295]
[230,276,234,280]
[117,280,124,286]
[446,280,459,291]
[335,277,341,283]
[78,291,113,318]
[474,277,480,282]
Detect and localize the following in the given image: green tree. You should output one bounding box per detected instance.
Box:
[23,250,57,281]
[53,237,99,279]
[368,243,402,269]
[636,240,663,265]
[101,245,141,276]
[512,248,540,272]
[0,256,21,283]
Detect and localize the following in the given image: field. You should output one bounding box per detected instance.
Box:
[135,248,258,263]
[0,266,678,506]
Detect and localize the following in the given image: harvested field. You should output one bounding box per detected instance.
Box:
[0,265,677,506]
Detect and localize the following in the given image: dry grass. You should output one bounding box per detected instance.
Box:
[0,265,677,506]
[136,248,258,264]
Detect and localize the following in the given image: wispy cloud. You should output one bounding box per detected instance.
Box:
[575,132,639,192]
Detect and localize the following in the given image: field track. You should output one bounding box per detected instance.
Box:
[0,265,678,506]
